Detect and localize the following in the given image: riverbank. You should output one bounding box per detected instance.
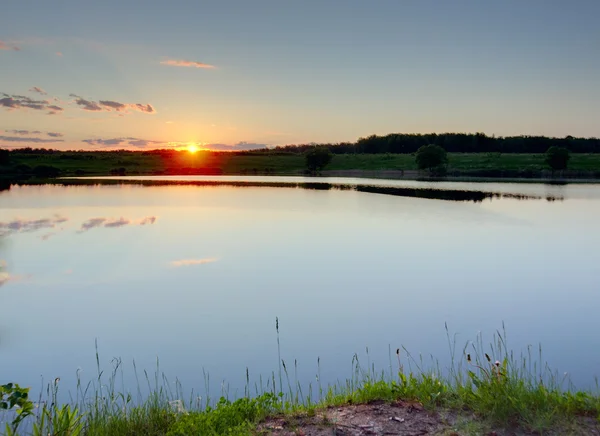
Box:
[2,151,600,181]
[3,331,600,435]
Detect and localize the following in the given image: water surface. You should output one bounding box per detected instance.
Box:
[1,177,599,401]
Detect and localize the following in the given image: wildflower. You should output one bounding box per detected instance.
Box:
[495,361,500,367]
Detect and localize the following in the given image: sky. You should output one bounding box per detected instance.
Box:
[1,0,599,151]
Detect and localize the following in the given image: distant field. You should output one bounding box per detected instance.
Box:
[4,151,600,177]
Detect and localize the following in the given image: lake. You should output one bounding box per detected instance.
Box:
[1,176,600,403]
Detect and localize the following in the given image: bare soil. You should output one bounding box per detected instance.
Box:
[258,400,600,436]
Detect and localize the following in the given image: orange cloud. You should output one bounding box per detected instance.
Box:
[169,258,219,267]
[160,59,215,69]
[0,41,20,51]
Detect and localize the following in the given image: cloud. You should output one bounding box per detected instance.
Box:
[0,215,68,236]
[0,135,64,143]
[160,59,215,69]
[169,258,218,267]
[70,94,156,114]
[6,130,41,135]
[78,216,157,233]
[202,141,269,151]
[78,217,106,232]
[132,103,155,113]
[0,41,20,51]
[70,94,103,111]
[99,100,128,112]
[40,232,57,241]
[0,271,9,287]
[47,105,63,114]
[139,216,156,225]
[4,130,63,138]
[0,94,63,114]
[103,217,130,228]
[30,86,47,95]
[0,271,30,288]
[82,137,165,148]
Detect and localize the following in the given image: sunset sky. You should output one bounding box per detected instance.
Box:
[1,0,599,151]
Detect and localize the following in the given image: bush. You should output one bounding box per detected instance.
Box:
[415,144,448,172]
[305,147,333,173]
[33,165,61,178]
[545,146,570,171]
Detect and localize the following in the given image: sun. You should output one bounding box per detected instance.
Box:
[187,144,199,154]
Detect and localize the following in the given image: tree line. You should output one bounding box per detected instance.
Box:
[273,133,600,154]
[2,133,600,157]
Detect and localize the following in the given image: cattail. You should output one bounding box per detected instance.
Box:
[467,354,471,363]
[396,348,400,356]
[485,353,491,362]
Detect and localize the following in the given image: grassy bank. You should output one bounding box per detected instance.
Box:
[2,327,599,435]
[3,151,600,179]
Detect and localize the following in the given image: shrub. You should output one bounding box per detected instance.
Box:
[33,165,61,178]
[545,146,570,171]
[305,147,333,173]
[415,144,448,172]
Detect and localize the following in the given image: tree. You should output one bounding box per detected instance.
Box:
[305,147,333,173]
[545,146,570,171]
[0,149,9,166]
[415,144,448,173]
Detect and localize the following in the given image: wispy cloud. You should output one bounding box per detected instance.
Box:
[79,217,106,232]
[169,258,219,267]
[30,86,47,95]
[0,93,63,115]
[0,215,68,236]
[40,232,57,241]
[5,130,63,138]
[0,135,64,143]
[160,59,215,69]
[0,271,30,287]
[200,141,269,151]
[0,41,20,51]
[78,216,157,233]
[82,137,165,148]
[70,94,156,114]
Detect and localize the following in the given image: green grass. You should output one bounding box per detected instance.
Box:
[4,151,600,178]
[3,325,600,435]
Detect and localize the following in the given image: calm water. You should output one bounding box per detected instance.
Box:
[1,176,600,401]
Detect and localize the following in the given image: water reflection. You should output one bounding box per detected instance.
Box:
[0,215,68,236]
[79,216,156,233]
[8,179,567,202]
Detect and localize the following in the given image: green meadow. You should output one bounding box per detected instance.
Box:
[3,150,600,178]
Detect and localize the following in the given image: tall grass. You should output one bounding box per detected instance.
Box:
[2,323,599,435]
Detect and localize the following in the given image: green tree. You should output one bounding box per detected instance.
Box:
[305,147,333,173]
[415,144,448,173]
[545,146,570,171]
[0,149,9,166]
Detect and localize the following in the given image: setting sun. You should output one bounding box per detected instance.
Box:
[187,144,199,153]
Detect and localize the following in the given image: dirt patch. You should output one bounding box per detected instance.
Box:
[258,401,600,435]
[259,401,446,435]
